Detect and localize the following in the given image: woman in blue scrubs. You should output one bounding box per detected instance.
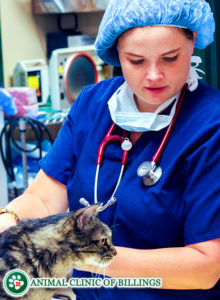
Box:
[0,0,220,299]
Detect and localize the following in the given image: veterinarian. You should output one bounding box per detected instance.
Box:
[0,0,220,299]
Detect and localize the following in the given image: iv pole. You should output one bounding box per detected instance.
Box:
[0,107,8,206]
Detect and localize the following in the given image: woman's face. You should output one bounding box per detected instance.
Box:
[117,26,196,112]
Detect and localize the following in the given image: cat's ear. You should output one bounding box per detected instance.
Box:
[77,205,98,230]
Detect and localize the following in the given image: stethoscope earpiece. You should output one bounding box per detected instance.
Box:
[97,197,117,212]
[79,197,117,212]
[136,84,188,187]
[137,161,162,186]
[79,198,90,207]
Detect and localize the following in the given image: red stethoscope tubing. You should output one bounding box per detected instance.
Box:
[152,83,188,164]
[95,123,130,204]
[83,85,188,207]
[97,83,188,169]
[96,123,129,166]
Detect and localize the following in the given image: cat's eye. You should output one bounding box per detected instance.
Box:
[91,240,99,245]
[91,238,108,247]
[101,238,107,247]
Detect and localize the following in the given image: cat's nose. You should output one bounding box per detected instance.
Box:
[112,246,117,256]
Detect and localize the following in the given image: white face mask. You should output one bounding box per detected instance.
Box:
[108,82,180,132]
[108,56,203,132]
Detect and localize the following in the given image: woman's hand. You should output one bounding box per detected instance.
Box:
[0,213,17,234]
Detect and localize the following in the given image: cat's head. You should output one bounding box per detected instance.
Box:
[64,205,117,267]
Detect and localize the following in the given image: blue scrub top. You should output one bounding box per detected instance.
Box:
[40,76,220,299]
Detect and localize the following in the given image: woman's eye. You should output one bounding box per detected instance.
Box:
[163,55,178,62]
[130,59,144,65]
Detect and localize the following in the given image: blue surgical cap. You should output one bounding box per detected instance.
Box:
[95,0,215,66]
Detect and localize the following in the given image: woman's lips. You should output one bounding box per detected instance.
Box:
[145,86,167,94]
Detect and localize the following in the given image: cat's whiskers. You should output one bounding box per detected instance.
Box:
[103,265,106,279]
[95,267,100,278]
[94,265,102,278]
[91,265,96,278]
[98,266,102,278]
[91,265,98,278]
[110,223,120,230]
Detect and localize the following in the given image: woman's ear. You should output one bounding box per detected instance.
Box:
[193,31,199,43]
[191,31,198,54]
[193,31,199,46]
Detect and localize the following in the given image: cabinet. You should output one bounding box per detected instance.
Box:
[32,0,107,14]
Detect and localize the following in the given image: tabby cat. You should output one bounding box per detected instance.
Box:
[0,205,117,300]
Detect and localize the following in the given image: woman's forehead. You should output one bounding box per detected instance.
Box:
[119,26,185,41]
[117,26,188,53]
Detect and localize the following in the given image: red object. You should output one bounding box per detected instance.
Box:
[152,84,188,164]
[16,281,22,287]
[65,52,98,103]
[97,123,129,166]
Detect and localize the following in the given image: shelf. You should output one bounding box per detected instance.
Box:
[32,0,106,14]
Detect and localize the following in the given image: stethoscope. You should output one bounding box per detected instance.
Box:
[80,84,188,211]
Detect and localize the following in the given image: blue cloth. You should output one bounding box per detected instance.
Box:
[0,88,17,115]
[95,0,215,66]
[40,77,220,299]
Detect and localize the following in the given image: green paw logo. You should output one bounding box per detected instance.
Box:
[3,269,30,297]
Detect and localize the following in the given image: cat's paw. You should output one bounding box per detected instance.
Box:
[8,275,24,290]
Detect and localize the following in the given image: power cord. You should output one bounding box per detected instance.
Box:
[0,116,53,198]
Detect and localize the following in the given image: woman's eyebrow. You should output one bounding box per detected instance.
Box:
[124,52,144,57]
[161,48,181,56]
[123,48,181,57]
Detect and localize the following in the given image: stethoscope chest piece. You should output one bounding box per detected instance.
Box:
[137,161,162,186]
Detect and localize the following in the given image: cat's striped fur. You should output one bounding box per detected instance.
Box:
[0,205,116,300]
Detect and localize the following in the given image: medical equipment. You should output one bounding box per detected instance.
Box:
[137,84,188,185]
[0,117,53,197]
[13,59,49,105]
[79,84,188,209]
[95,122,133,202]
[49,45,106,110]
[0,90,17,205]
[79,122,133,210]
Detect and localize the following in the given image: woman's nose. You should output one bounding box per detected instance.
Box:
[145,65,164,81]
